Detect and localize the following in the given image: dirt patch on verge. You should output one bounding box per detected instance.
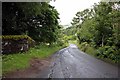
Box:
[3,57,51,78]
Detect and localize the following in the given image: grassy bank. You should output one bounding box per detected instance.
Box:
[77,42,118,64]
[2,44,64,75]
[77,42,97,57]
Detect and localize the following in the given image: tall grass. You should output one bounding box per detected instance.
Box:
[2,44,63,75]
[77,42,97,57]
[77,42,117,64]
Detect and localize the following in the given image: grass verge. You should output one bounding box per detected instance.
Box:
[77,42,117,64]
[77,43,97,57]
[2,44,63,75]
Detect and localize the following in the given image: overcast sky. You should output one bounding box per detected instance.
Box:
[50,0,100,26]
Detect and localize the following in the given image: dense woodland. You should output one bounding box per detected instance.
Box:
[64,2,120,63]
[2,2,60,44]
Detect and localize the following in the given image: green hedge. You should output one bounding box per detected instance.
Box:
[1,35,35,44]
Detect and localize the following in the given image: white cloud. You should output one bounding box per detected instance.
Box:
[50,0,100,26]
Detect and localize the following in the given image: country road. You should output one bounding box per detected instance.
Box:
[37,44,118,78]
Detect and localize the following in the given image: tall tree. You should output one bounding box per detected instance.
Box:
[93,2,113,47]
[71,1,120,62]
[2,2,60,43]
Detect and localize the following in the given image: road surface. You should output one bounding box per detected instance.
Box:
[37,44,118,78]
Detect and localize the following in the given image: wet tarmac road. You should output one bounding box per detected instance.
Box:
[37,44,118,78]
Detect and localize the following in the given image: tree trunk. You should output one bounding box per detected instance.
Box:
[102,34,104,47]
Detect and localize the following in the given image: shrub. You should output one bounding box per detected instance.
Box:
[96,45,118,63]
[79,42,88,51]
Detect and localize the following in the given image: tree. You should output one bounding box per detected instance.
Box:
[71,1,120,62]
[2,2,60,44]
[93,2,113,47]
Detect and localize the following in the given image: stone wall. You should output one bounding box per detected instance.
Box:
[2,35,35,54]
